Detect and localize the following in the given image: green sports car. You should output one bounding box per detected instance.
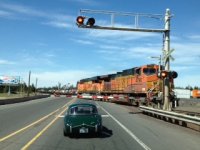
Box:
[63,103,102,136]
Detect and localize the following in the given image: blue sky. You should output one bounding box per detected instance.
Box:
[0,0,200,88]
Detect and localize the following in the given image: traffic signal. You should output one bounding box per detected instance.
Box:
[86,18,95,26]
[76,16,85,26]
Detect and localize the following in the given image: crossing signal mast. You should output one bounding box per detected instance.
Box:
[76,9,175,111]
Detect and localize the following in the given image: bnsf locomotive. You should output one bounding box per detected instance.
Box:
[77,64,178,107]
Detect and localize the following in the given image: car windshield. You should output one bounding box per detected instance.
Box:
[69,105,97,115]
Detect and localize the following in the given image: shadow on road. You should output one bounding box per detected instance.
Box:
[99,126,113,138]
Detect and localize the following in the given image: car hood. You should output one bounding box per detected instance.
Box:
[65,114,101,127]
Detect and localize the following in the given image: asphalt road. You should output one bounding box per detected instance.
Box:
[0,97,199,150]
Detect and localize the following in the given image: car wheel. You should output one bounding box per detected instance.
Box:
[97,126,102,136]
[63,128,68,136]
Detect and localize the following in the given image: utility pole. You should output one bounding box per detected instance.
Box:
[27,71,31,97]
[163,9,171,111]
[20,78,23,96]
[8,84,11,96]
[35,78,38,95]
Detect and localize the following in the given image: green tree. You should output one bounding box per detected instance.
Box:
[185,85,193,90]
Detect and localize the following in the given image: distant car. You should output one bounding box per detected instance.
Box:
[63,103,102,136]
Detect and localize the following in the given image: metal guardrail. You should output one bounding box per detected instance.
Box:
[139,106,200,126]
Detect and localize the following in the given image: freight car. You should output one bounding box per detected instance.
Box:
[77,64,178,107]
[192,90,200,98]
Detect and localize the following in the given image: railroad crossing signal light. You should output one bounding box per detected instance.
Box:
[161,70,168,78]
[170,71,178,79]
[158,70,178,79]
[86,18,95,26]
[76,16,85,26]
[76,16,95,27]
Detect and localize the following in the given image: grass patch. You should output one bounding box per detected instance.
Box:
[0,93,34,100]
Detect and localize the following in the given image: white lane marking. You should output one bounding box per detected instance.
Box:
[101,114,109,118]
[58,115,64,118]
[95,102,151,150]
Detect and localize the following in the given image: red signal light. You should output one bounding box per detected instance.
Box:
[158,70,178,79]
[160,70,168,78]
[76,16,85,25]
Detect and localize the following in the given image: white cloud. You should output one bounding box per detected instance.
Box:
[97,50,115,54]
[171,42,200,66]
[99,45,124,50]
[44,54,56,58]
[0,59,15,65]
[42,21,71,29]
[73,39,94,45]
[0,2,76,29]
[171,35,181,41]
[0,10,12,17]
[44,14,75,29]
[31,70,97,87]
[0,3,46,17]
[67,0,99,5]
[87,29,159,41]
[126,46,161,57]
[51,14,74,22]
[187,35,200,40]
[175,75,200,87]
[36,42,48,47]
[97,44,162,61]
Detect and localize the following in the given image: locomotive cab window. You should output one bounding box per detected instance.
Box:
[143,68,156,76]
[135,68,141,75]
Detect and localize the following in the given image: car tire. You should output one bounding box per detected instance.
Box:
[97,126,102,136]
[63,128,68,136]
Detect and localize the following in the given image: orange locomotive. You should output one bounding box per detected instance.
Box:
[77,64,177,106]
